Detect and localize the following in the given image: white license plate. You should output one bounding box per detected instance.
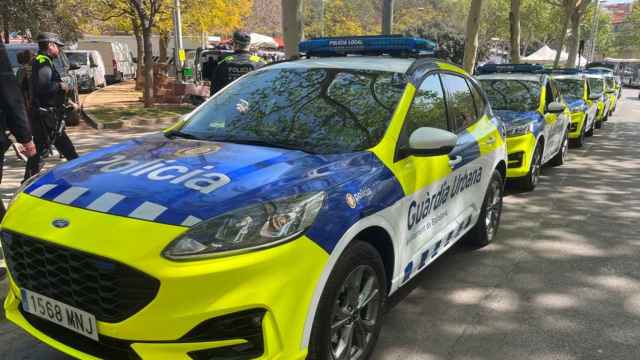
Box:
[21,288,99,341]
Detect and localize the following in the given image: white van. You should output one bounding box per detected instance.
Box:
[77,40,130,83]
[66,50,107,91]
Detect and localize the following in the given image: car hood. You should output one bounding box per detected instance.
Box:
[493,110,539,127]
[563,97,586,111]
[23,134,379,227]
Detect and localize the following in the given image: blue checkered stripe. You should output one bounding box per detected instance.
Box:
[26,183,202,227]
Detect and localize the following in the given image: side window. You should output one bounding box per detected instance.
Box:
[466,78,486,117]
[404,74,448,134]
[545,81,554,109]
[396,74,448,160]
[441,73,478,131]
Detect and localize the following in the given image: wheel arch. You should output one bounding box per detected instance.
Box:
[353,226,395,294]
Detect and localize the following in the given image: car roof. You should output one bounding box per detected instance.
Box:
[267,56,415,74]
[476,73,544,82]
[5,43,37,49]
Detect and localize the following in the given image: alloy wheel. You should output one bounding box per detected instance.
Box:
[329,265,381,360]
[530,147,542,187]
[484,177,503,241]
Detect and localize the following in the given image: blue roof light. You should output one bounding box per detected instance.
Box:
[542,68,581,75]
[299,35,437,57]
[477,63,545,75]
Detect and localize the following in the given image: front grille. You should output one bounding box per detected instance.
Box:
[22,309,140,359]
[2,231,160,323]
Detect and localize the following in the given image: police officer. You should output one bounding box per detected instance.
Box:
[0,41,36,280]
[210,31,267,95]
[24,32,78,181]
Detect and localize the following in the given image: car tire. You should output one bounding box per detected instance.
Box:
[585,119,594,137]
[595,119,604,129]
[462,169,504,247]
[518,142,542,191]
[308,241,387,360]
[550,131,568,167]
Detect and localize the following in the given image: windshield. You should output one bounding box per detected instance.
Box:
[180,67,407,154]
[479,79,541,112]
[555,79,584,99]
[588,78,604,94]
[67,52,87,65]
[605,77,615,89]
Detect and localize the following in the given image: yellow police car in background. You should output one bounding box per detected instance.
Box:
[2,36,507,360]
[585,73,610,129]
[548,69,599,147]
[477,64,571,191]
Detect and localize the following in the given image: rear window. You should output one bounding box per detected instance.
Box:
[67,52,88,65]
[479,79,541,112]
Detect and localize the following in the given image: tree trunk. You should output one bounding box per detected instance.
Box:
[553,0,577,68]
[382,0,394,35]
[159,33,168,64]
[142,26,154,107]
[463,0,484,73]
[282,0,304,58]
[133,21,144,91]
[1,10,10,43]
[509,0,521,63]
[566,9,581,67]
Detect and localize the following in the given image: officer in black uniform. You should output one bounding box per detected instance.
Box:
[0,41,36,280]
[24,32,78,181]
[210,31,267,95]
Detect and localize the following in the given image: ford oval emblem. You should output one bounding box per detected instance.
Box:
[52,219,70,228]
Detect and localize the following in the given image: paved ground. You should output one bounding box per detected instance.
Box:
[1,89,639,359]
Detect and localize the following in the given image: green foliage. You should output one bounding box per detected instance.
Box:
[2,0,86,42]
[580,5,614,56]
[612,1,640,56]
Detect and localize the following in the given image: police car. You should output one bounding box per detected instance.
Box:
[2,36,507,360]
[585,67,618,118]
[584,73,609,129]
[547,69,599,147]
[476,64,571,191]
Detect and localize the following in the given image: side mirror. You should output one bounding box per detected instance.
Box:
[69,62,80,71]
[90,63,98,68]
[547,101,566,113]
[588,93,601,100]
[409,127,458,156]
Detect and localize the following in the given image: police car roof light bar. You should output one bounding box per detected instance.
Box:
[476,63,545,75]
[541,68,581,75]
[299,35,437,58]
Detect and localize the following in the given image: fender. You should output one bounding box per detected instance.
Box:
[300,213,397,350]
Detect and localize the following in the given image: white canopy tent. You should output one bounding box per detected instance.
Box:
[522,45,587,66]
[250,33,278,48]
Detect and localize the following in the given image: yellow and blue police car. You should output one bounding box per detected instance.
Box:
[584,73,611,129]
[476,64,571,191]
[548,69,599,147]
[2,36,507,360]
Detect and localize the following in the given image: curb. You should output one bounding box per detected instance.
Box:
[80,84,118,130]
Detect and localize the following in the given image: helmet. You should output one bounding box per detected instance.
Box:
[36,32,65,46]
[233,31,251,47]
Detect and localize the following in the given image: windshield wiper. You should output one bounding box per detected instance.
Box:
[165,130,203,140]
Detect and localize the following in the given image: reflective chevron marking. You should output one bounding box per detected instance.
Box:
[86,192,126,212]
[129,201,167,221]
[53,187,89,205]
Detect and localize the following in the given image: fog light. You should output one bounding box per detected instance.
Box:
[185,309,266,360]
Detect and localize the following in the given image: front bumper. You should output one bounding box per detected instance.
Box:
[506,132,537,179]
[568,112,586,139]
[3,194,328,359]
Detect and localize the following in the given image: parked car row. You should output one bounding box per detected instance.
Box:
[0,36,625,360]
[476,63,620,191]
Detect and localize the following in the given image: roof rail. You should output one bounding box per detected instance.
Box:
[299,35,437,58]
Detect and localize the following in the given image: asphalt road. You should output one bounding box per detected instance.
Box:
[1,89,640,359]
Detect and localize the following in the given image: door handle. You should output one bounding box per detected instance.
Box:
[449,155,463,167]
[484,136,496,145]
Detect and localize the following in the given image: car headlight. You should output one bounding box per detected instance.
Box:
[163,192,326,260]
[8,172,46,210]
[506,122,533,137]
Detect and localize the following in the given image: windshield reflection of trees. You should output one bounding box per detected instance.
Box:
[556,80,583,99]
[588,79,604,94]
[480,80,540,112]
[184,68,406,154]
